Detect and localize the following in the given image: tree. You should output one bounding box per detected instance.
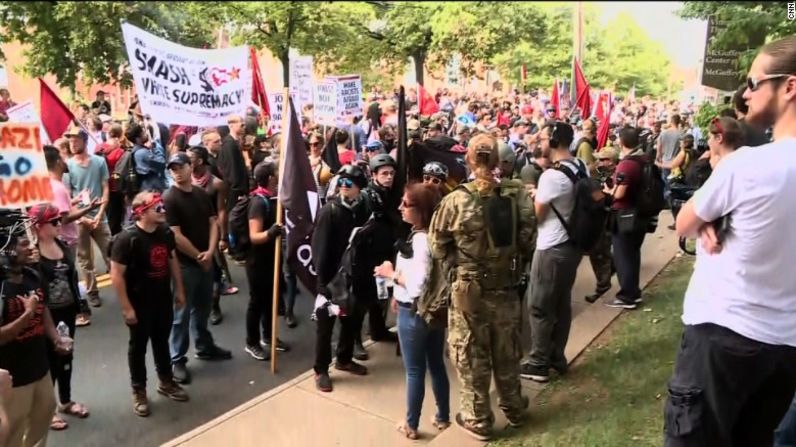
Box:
[212,1,373,87]
[679,2,796,71]
[0,2,216,90]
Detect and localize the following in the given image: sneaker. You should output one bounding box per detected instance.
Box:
[260,338,291,353]
[209,309,223,325]
[172,363,191,385]
[585,286,611,304]
[196,345,233,361]
[605,298,638,310]
[75,313,91,327]
[335,361,368,376]
[245,344,269,361]
[132,388,150,417]
[454,413,491,441]
[520,363,550,383]
[87,294,102,308]
[315,372,333,392]
[285,313,298,329]
[221,285,239,296]
[353,339,369,361]
[634,296,644,304]
[157,380,189,402]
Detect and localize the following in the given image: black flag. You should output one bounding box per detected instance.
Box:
[279,98,319,292]
[395,86,408,194]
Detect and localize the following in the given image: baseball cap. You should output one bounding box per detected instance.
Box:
[63,123,88,141]
[596,148,618,161]
[167,152,191,169]
[407,119,421,131]
[513,118,530,127]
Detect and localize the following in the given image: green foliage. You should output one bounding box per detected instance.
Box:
[0,1,216,90]
[679,1,796,72]
[694,101,732,136]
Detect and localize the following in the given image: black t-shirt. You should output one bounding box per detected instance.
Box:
[111,224,176,302]
[0,268,50,387]
[39,243,80,312]
[163,186,216,265]
[247,194,277,265]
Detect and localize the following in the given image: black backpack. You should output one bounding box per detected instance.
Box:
[227,193,269,261]
[112,148,140,197]
[550,159,609,252]
[625,155,665,218]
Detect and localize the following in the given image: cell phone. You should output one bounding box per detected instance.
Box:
[714,215,731,243]
[78,191,91,207]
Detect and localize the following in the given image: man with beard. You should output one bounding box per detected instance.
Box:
[667,36,796,446]
[732,83,771,147]
[218,116,250,213]
[353,154,402,359]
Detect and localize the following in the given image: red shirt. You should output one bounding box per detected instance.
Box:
[611,155,644,210]
[338,150,356,166]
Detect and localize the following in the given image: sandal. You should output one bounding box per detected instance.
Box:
[50,415,68,431]
[222,286,239,296]
[75,314,91,327]
[396,422,419,440]
[59,401,90,418]
[432,419,451,431]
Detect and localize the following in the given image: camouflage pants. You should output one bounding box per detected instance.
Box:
[589,231,613,291]
[448,285,525,431]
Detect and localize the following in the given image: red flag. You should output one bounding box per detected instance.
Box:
[573,58,591,119]
[550,79,560,119]
[418,84,439,117]
[250,47,270,118]
[39,79,75,141]
[595,91,612,150]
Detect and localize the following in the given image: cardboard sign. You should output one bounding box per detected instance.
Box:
[313,81,338,127]
[121,23,252,126]
[0,123,53,208]
[289,55,313,116]
[5,101,51,144]
[267,92,298,134]
[327,75,362,127]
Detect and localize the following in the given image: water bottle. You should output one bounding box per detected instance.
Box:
[56,321,74,353]
[376,277,389,301]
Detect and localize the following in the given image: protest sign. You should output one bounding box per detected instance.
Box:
[0,123,53,208]
[121,22,251,127]
[267,91,297,134]
[0,67,7,88]
[313,81,338,127]
[327,75,362,127]
[6,102,51,144]
[289,55,313,116]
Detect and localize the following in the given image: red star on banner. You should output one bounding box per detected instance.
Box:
[229,67,240,80]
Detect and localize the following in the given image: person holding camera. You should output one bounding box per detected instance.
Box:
[585,148,619,303]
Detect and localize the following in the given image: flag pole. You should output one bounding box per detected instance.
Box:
[270,88,289,374]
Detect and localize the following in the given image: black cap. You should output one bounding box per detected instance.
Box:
[167,152,190,169]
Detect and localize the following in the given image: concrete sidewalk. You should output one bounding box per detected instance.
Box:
[164,214,681,447]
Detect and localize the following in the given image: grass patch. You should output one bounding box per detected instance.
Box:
[491,256,694,447]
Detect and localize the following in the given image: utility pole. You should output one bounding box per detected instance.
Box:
[571,1,584,105]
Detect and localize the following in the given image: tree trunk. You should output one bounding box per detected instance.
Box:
[280,50,290,88]
[412,51,425,86]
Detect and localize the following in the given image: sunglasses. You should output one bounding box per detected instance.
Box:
[337,177,354,188]
[747,74,789,92]
[309,142,321,147]
[423,175,442,185]
[45,219,62,227]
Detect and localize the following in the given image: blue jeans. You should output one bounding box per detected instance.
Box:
[396,305,450,431]
[776,395,796,447]
[170,262,216,364]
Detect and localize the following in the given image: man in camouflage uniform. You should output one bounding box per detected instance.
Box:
[428,134,536,441]
[585,148,618,303]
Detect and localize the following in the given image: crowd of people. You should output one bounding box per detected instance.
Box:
[0,34,795,446]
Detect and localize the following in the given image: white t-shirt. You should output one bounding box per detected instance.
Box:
[683,138,796,347]
[393,232,430,304]
[534,159,585,250]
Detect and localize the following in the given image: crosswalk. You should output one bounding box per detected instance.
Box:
[96,273,111,289]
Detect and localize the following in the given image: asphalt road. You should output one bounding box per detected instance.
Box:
[49,252,320,447]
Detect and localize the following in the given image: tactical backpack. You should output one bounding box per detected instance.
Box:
[227,193,269,261]
[625,155,666,219]
[550,159,609,252]
[112,148,140,197]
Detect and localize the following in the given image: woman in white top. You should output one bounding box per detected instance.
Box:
[374,183,448,440]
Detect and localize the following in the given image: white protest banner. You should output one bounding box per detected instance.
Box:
[6,101,51,144]
[289,55,313,116]
[326,75,362,127]
[267,92,298,134]
[0,67,8,88]
[313,81,338,127]
[0,123,52,208]
[121,22,252,127]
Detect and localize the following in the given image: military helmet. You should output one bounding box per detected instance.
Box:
[337,164,368,188]
[498,142,516,164]
[422,161,449,181]
[369,153,397,174]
